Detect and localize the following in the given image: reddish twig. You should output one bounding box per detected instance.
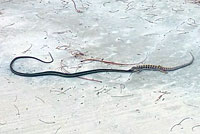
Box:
[71,50,85,58]
[156,94,164,102]
[56,45,70,50]
[81,55,147,66]
[59,60,102,83]
[56,45,146,66]
[71,0,82,13]
[56,45,86,58]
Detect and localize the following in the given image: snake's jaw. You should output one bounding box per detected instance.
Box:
[130,67,136,71]
[130,67,139,73]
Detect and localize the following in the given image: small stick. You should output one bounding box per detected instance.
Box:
[103,2,110,6]
[155,91,170,102]
[58,88,71,95]
[2,23,15,28]
[53,31,69,34]
[0,122,6,125]
[120,17,129,19]
[183,102,199,108]
[71,0,82,13]
[56,45,70,50]
[35,96,45,103]
[81,55,147,66]
[111,94,134,97]
[50,87,72,95]
[14,104,20,115]
[14,95,17,102]
[192,124,200,131]
[71,50,85,58]
[22,44,32,54]
[39,119,55,124]
[156,94,164,101]
[126,1,135,11]
[57,45,147,66]
[59,60,102,83]
[55,127,61,134]
[172,8,184,12]
[170,117,191,131]
[109,10,119,13]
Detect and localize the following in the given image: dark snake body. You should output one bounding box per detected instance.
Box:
[10,52,194,78]
[10,53,132,78]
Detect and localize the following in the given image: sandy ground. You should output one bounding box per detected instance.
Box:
[1,0,200,134]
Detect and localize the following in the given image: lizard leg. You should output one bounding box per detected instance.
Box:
[135,69,142,73]
[157,65,167,74]
[159,69,167,74]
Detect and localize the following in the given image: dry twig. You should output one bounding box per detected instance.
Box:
[103,1,110,6]
[56,45,70,50]
[170,117,191,131]
[22,44,32,54]
[35,96,45,103]
[111,94,134,97]
[187,0,200,5]
[55,127,61,134]
[71,0,82,13]
[39,119,55,124]
[155,91,170,102]
[59,60,102,83]
[50,87,71,95]
[56,45,147,66]
[192,124,200,131]
[14,104,20,115]
[81,55,147,66]
[0,122,6,125]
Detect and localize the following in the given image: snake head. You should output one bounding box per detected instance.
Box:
[130,66,140,72]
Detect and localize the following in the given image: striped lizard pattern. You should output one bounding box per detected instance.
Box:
[130,52,194,73]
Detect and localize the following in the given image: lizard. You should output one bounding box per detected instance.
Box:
[129,52,194,73]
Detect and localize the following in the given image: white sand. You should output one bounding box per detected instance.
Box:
[0,0,200,133]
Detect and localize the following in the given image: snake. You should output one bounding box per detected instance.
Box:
[10,53,132,78]
[10,52,194,78]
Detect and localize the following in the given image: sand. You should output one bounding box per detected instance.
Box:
[0,0,200,133]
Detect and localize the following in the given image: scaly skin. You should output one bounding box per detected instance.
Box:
[10,52,194,78]
[130,52,194,73]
